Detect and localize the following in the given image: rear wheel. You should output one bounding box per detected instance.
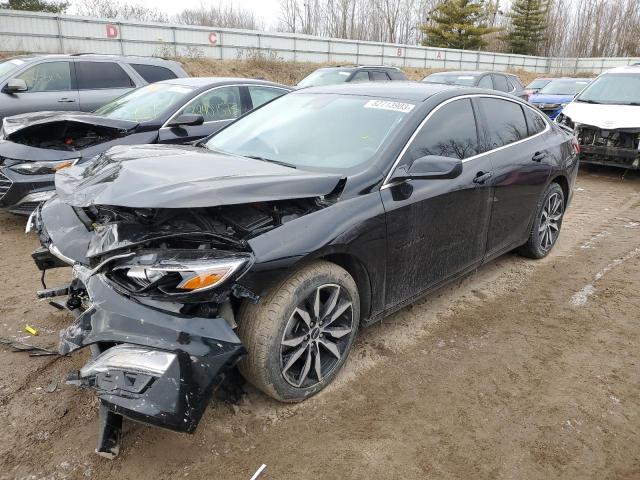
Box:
[237,261,360,402]
[517,182,565,259]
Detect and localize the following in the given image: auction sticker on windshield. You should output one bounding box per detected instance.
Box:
[364,100,415,113]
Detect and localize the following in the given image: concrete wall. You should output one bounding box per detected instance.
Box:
[1,9,638,74]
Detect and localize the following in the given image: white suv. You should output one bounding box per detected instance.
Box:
[555,65,640,170]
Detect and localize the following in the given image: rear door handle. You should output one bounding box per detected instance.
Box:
[58,98,76,103]
[473,171,493,184]
[532,151,547,162]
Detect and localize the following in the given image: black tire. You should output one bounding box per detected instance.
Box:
[237,260,360,402]
[517,182,565,259]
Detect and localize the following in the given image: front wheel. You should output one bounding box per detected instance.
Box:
[237,261,360,402]
[517,182,565,259]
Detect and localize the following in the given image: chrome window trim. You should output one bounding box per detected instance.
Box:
[163,84,289,127]
[381,93,551,190]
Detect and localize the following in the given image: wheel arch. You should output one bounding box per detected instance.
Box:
[550,174,570,203]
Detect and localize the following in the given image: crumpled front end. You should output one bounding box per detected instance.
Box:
[575,124,640,169]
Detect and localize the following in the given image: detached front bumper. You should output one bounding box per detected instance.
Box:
[39,253,245,434]
[0,166,54,215]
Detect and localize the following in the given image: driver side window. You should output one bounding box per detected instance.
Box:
[15,62,72,92]
[402,99,478,164]
[178,86,242,122]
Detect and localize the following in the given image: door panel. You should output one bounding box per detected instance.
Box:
[3,61,78,117]
[381,98,494,307]
[474,97,552,256]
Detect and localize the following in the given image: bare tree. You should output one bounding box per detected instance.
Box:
[175,3,261,30]
[75,0,168,22]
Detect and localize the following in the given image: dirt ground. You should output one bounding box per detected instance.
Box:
[0,165,639,480]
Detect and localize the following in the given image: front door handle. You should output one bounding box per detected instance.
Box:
[473,171,493,184]
[532,151,547,162]
[57,98,76,103]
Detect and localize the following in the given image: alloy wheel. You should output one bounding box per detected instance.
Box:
[539,192,563,251]
[280,284,354,388]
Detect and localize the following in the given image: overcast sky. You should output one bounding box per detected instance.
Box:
[72,0,283,30]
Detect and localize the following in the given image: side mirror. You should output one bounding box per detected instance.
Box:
[5,78,28,93]
[394,155,463,181]
[167,114,204,128]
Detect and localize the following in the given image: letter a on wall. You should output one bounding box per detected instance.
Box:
[106,24,119,39]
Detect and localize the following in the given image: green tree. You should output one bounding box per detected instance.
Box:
[0,0,68,13]
[421,0,501,50]
[504,0,548,55]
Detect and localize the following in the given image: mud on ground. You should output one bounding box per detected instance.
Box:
[0,166,639,480]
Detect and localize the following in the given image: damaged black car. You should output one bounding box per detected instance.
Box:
[0,77,290,214]
[30,83,579,456]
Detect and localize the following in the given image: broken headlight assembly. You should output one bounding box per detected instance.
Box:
[80,344,177,378]
[107,250,253,296]
[9,158,79,175]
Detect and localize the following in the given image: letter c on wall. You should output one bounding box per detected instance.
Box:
[208,32,218,45]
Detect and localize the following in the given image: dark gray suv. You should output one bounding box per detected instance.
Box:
[0,54,188,121]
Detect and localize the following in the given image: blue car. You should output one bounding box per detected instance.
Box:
[529,78,592,119]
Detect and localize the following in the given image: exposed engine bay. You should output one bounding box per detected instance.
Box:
[7,121,125,151]
[575,125,640,169]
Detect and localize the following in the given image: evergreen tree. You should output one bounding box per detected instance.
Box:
[421,0,501,50]
[0,0,68,13]
[504,0,548,55]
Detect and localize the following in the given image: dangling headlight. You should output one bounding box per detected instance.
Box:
[10,158,79,175]
[108,250,253,296]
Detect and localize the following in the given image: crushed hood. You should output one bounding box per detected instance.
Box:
[55,144,344,208]
[2,111,138,137]
[561,102,640,130]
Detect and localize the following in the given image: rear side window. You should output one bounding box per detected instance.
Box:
[131,64,177,83]
[76,62,134,89]
[478,75,493,88]
[248,86,286,109]
[492,74,510,92]
[371,71,391,81]
[351,71,370,82]
[405,98,478,161]
[16,62,72,92]
[476,98,528,151]
[388,70,408,81]
[509,76,524,89]
[523,106,547,135]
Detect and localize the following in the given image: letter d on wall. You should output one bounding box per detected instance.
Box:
[106,24,119,39]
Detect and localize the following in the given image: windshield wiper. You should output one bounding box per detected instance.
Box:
[245,155,297,169]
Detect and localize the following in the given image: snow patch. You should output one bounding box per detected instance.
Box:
[570,284,595,306]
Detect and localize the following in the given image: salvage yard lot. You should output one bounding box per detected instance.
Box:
[0,166,639,479]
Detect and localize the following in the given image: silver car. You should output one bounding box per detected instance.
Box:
[0,54,188,121]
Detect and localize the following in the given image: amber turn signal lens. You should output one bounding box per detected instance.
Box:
[177,272,225,290]
[52,160,75,171]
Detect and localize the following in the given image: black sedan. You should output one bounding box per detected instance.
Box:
[31,82,579,456]
[0,77,290,214]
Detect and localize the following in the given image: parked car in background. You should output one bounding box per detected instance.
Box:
[421,71,527,99]
[556,65,640,169]
[30,82,578,456]
[524,77,553,99]
[297,65,407,87]
[529,78,591,119]
[0,54,188,121]
[0,77,291,214]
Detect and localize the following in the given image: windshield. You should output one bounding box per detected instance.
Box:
[205,93,413,171]
[539,79,590,96]
[526,79,551,89]
[423,73,477,86]
[94,83,196,122]
[575,73,640,105]
[298,69,352,87]
[0,58,26,78]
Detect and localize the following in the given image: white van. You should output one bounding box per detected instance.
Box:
[555,65,640,169]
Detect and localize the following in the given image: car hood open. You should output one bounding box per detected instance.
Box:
[2,111,138,137]
[55,144,345,208]
[561,101,640,130]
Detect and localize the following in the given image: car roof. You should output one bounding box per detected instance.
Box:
[3,53,181,67]
[603,65,640,74]
[319,65,401,71]
[291,81,513,102]
[545,77,592,82]
[427,71,489,77]
[161,77,290,89]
